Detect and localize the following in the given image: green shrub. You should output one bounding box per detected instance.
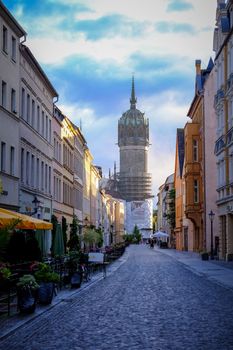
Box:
[34,263,60,283]
[17,274,39,290]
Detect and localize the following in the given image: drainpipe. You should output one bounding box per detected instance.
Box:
[202,89,207,251]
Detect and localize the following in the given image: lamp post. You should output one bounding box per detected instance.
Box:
[208,210,215,260]
[31,196,41,216]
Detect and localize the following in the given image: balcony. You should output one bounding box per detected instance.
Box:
[226,126,233,147]
[214,135,225,155]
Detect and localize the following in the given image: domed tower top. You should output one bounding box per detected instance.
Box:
[118,76,149,147]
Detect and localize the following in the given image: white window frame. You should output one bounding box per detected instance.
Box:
[2,81,7,108]
[11,88,16,113]
[194,179,199,203]
[11,36,16,61]
[10,146,15,176]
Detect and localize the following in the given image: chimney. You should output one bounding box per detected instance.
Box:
[195,59,201,75]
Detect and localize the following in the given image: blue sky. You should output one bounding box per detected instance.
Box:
[3,0,216,203]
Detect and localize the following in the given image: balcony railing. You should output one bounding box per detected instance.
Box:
[214,135,225,154]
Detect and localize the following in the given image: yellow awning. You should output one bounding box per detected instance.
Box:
[0,208,53,230]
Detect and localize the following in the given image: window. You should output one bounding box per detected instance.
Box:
[3,26,7,53]
[31,154,34,187]
[193,139,198,162]
[21,148,24,182]
[11,36,16,61]
[2,81,7,108]
[48,166,51,193]
[41,161,44,190]
[230,155,233,183]
[21,88,25,117]
[26,151,30,185]
[36,158,39,189]
[37,106,40,132]
[42,111,45,136]
[11,89,16,113]
[53,176,56,199]
[31,100,35,128]
[194,180,199,203]
[26,94,30,123]
[45,164,48,192]
[45,115,48,140]
[10,146,15,175]
[1,142,6,172]
[49,119,51,143]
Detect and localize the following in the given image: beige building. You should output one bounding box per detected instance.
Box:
[83,147,93,225]
[0,2,26,211]
[90,165,101,228]
[73,125,85,224]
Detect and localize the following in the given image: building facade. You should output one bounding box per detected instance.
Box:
[0,2,26,211]
[19,44,58,220]
[213,0,233,260]
[174,129,185,250]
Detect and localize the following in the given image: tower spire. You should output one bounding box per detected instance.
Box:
[130,75,137,109]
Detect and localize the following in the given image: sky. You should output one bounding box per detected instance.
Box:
[4,0,217,204]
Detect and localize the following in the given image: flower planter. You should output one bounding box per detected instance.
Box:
[38,282,54,305]
[70,272,82,288]
[17,288,37,314]
[201,253,209,261]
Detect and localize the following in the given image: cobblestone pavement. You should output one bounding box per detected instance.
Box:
[1,245,233,350]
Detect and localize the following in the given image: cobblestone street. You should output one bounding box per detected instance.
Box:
[1,245,233,350]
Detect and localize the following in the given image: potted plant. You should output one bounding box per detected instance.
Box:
[66,252,83,288]
[17,274,39,314]
[34,263,59,305]
[200,251,209,261]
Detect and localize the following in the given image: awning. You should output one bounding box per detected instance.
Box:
[0,208,53,230]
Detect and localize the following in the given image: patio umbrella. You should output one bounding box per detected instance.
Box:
[0,208,52,230]
[35,230,46,257]
[53,223,64,256]
[153,231,169,238]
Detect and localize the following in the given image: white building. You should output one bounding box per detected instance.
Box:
[213,0,233,260]
[19,44,58,220]
[0,2,26,211]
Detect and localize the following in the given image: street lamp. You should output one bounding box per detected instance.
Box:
[31,196,41,216]
[208,210,215,260]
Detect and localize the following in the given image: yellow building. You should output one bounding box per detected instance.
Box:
[174,129,185,250]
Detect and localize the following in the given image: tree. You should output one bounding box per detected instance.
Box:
[153,209,158,233]
[67,215,81,252]
[83,228,103,250]
[51,215,58,255]
[0,219,21,261]
[62,216,68,253]
[132,225,142,244]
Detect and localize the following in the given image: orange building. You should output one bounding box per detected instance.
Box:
[183,59,214,252]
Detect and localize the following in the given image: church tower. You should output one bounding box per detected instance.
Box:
[118,77,153,235]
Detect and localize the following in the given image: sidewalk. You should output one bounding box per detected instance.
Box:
[154,246,233,291]
[0,251,129,340]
